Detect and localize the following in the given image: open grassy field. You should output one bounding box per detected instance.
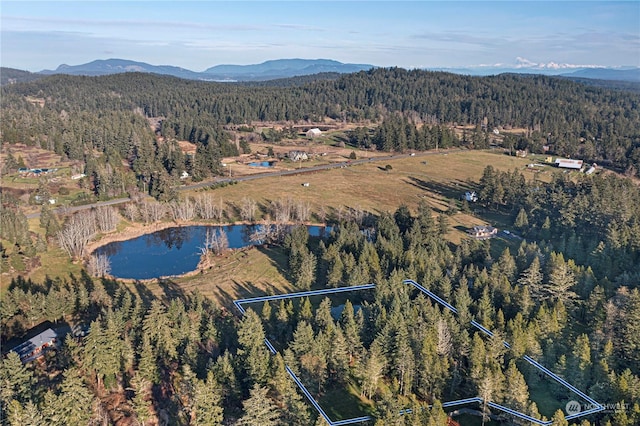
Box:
[3,149,553,299]
[189,149,547,241]
[199,149,548,212]
[114,246,295,307]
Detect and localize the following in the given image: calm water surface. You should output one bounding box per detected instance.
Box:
[94,225,329,280]
[248,161,274,167]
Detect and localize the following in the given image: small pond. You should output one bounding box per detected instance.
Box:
[248,161,275,167]
[94,224,329,280]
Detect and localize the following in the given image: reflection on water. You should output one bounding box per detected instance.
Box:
[94,224,329,280]
[149,226,190,250]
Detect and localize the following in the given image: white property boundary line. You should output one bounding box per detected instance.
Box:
[233,280,604,425]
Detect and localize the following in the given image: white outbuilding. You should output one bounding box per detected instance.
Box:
[306,128,322,138]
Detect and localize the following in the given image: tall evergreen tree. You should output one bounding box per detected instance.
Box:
[6,400,44,426]
[237,309,270,386]
[130,373,153,426]
[212,351,241,409]
[0,351,35,409]
[237,384,281,426]
[514,208,529,231]
[192,370,224,426]
[503,360,530,413]
[57,369,96,425]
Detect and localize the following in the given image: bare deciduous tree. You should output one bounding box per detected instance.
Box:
[250,219,272,244]
[122,203,138,222]
[348,205,365,225]
[294,201,311,223]
[240,197,257,222]
[316,205,328,224]
[195,194,226,221]
[138,201,151,224]
[436,319,453,357]
[140,200,166,223]
[87,253,111,277]
[206,228,229,255]
[150,202,166,223]
[200,227,229,267]
[270,197,293,224]
[250,219,287,245]
[56,210,97,260]
[95,206,120,233]
[170,198,196,222]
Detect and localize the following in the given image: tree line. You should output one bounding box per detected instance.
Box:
[2,67,640,203]
[477,166,640,283]
[2,199,639,425]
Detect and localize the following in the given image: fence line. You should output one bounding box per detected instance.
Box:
[232,280,603,425]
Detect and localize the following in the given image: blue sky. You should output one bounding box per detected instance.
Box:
[2,1,639,71]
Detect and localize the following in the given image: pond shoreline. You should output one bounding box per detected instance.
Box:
[88,220,330,282]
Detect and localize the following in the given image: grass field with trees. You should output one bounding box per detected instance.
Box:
[1,68,640,425]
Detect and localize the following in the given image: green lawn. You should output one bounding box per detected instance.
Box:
[317,379,375,421]
[528,378,566,419]
[450,413,501,426]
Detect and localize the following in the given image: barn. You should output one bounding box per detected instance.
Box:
[555,158,583,170]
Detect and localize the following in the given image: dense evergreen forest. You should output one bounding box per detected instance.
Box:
[2,68,640,200]
[476,167,640,280]
[2,68,640,425]
[1,200,640,425]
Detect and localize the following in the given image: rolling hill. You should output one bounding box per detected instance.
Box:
[36,58,375,81]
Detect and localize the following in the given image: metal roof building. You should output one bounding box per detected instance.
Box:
[555,158,584,169]
[9,328,59,364]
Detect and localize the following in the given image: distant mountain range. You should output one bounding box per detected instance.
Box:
[430,66,640,82]
[40,58,204,80]
[203,59,374,80]
[36,58,375,81]
[558,68,640,82]
[1,58,638,85]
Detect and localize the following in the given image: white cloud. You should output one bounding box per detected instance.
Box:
[513,57,605,70]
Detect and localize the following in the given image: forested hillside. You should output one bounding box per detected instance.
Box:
[2,69,640,199]
[2,67,640,425]
[1,203,639,425]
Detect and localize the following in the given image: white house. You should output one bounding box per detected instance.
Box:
[289,151,308,162]
[468,225,498,240]
[306,128,322,138]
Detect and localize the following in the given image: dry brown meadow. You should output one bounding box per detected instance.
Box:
[10,149,554,306]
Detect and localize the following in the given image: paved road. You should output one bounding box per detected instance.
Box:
[25,149,460,218]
